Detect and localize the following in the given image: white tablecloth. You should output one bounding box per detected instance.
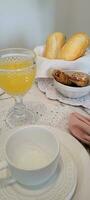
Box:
[0,84,90,200]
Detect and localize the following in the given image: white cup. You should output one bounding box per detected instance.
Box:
[0,125,60,186]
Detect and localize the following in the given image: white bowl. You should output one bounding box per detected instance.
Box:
[54,79,90,98]
[5,125,60,186]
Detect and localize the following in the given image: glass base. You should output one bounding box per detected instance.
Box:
[6,107,35,128]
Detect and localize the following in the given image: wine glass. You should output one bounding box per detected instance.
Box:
[0,48,36,127]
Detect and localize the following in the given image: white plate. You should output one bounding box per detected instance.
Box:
[0,131,77,200]
[0,126,90,200]
[52,126,90,200]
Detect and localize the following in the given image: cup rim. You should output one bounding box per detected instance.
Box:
[0,48,36,72]
[5,125,60,171]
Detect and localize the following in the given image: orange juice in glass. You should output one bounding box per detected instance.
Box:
[0,49,36,127]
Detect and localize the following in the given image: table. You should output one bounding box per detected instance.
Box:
[0,84,90,152]
[0,84,90,200]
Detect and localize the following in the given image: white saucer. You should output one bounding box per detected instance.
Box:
[0,125,90,200]
[0,143,77,200]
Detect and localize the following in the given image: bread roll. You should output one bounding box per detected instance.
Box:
[44,32,65,59]
[89,37,90,47]
[59,32,89,61]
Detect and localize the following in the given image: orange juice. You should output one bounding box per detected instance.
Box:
[0,59,36,95]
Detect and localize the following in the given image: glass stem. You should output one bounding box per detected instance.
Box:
[14,96,26,116]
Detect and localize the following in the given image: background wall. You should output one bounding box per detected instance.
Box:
[0,0,90,49]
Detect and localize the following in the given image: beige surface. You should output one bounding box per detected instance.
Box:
[55,0,90,37]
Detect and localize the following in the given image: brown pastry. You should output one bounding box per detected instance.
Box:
[53,70,89,87]
[53,70,72,86]
[44,32,66,59]
[60,32,89,61]
[68,72,89,87]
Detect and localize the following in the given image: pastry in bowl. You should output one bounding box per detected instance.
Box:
[68,72,89,87]
[53,70,90,98]
[53,70,89,87]
[53,70,72,86]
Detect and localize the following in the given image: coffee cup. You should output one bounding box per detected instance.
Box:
[0,125,60,186]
